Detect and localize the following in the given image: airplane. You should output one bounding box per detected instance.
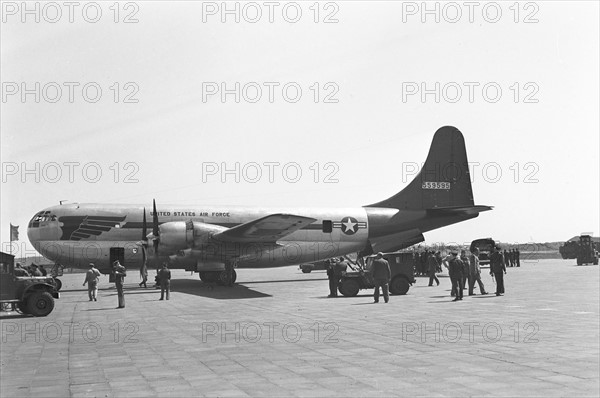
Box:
[27,126,492,288]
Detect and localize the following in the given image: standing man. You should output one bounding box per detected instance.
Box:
[460,250,469,291]
[515,248,521,267]
[39,264,48,276]
[113,260,127,308]
[158,263,171,300]
[448,252,464,301]
[427,252,440,286]
[326,259,338,297]
[490,246,507,296]
[139,264,148,288]
[83,262,101,301]
[468,249,488,296]
[371,252,391,303]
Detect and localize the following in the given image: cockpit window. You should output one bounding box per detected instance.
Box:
[29,211,55,227]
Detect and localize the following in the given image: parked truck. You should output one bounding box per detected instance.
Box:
[0,252,60,316]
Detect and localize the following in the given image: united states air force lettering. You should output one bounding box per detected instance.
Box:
[151,211,230,217]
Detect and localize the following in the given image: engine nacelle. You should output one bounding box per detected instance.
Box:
[157,221,226,253]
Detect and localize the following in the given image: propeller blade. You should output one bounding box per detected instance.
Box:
[142,207,147,244]
[152,199,160,257]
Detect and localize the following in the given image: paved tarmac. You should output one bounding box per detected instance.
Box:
[1,259,598,397]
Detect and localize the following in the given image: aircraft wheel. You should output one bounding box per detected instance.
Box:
[27,291,55,317]
[339,279,359,297]
[217,269,236,285]
[302,268,312,273]
[390,276,410,295]
[53,278,62,291]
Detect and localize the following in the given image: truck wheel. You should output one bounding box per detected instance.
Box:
[339,279,359,297]
[26,291,55,317]
[53,278,62,291]
[390,276,410,295]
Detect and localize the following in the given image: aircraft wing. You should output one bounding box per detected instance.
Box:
[212,214,318,243]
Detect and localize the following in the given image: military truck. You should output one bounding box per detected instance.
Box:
[470,238,495,266]
[576,235,599,265]
[0,251,60,316]
[338,252,416,297]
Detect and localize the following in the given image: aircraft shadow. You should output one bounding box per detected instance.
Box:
[169,279,272,300]
[243,278,327,285]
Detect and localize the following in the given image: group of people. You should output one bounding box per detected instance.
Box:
[14,262,47,277]
[414,250,443,276]
[503,248,521,267]
[83,261,173,308]
[441,246,508,300]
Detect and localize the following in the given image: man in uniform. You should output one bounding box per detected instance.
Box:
[83,262,101,301]
[468,248,488,296]
[113,260,127,308]
[158,263,171,300]
[515,248,521,267]
[326,259,338,297]
[490,246,507,296]
[448,252,464,301]
[427,252,439,286]
[371,252,391,303]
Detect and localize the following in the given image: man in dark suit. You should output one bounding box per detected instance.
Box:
[371,252,391,303]
[448,252,464,301]
[158,263,171,300]
[113,260,127,308]
[490,246,507,296]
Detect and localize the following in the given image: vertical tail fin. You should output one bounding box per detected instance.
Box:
[367,126,476,210]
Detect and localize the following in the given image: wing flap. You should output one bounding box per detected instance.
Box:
[212,214,318,243]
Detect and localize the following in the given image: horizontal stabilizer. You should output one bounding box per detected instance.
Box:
[426,205,493,216]
[212,214,317,243]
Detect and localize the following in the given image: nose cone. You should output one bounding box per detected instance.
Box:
[27,206,63,245]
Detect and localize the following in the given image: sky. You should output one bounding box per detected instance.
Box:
[1,1,599,259]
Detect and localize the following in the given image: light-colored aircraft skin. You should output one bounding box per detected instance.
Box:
[27,126,492,280]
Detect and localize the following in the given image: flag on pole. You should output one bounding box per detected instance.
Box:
[10,224,19,241]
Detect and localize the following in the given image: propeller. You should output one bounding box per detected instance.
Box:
[152,199,159,256]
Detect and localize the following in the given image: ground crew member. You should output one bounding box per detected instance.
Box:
[14,263,29,276]
[516,248,521,267]
[83,262,101,301]
[448,252,464,301]
[490,246,507,296]
[139,263,148,288]
[371,252,391,303]
[30,264,43,276]
[503,250,510,268]
[460,250,469,290]
[326,259,339,297]
[427,252,439,286]
[158,263,171,300]
[39,264,48,276]
[113,260,127,308]
[468,249,488,296]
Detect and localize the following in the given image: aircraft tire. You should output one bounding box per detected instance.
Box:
[339,279,359,297]
[390,276,410,295]
[26,291,55,317]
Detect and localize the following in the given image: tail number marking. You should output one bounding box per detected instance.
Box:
[422,182,451,190]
